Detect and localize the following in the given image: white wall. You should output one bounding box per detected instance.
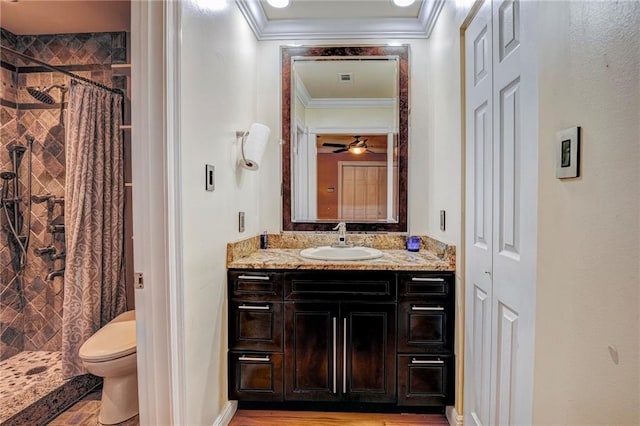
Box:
[421,1,474,416]
[533,1,640,424]
[179,1,259,423]
[305,107,395,129]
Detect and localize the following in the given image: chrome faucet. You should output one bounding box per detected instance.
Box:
[332,222,348,247]
[46,268,65,281]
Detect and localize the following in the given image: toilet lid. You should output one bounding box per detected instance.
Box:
[79,320,136,362]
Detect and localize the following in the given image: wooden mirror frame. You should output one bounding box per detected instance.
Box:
[281,45,409,232]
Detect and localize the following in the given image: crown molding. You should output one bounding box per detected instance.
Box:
[307,98,396,109]
[235,0,445,40]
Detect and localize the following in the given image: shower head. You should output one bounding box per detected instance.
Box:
[27,87,55,104]
[1,172,16,198]
[7,144,26,154]
[26,84,67,105]
[1,171,16,180]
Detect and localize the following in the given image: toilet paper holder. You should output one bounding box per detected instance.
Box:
[235,123,270,171]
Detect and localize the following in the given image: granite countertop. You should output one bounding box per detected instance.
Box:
[227,248,455,271]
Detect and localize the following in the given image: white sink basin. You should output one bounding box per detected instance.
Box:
[299,246,384,261]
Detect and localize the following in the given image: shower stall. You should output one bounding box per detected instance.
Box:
[0,29,133,424]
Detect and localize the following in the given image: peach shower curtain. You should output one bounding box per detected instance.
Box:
[62,81,127,377]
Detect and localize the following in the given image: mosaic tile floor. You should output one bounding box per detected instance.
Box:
[0,351,65,423]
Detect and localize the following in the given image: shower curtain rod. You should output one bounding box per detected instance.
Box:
[3,47,123,95]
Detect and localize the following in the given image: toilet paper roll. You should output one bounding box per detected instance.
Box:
[241,123,270,170]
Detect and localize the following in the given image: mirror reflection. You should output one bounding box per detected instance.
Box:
[282,46,409,232]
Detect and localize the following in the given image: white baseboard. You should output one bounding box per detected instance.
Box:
[446,405,464,426]
[212,400,238,426]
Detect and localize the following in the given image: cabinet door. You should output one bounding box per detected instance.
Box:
[397,301,452,354]
[342,303,396,403]
[228,271,283,301]
[229,301,283,351]
[285,303,340,401]
[228,352,283,401]
[398,354,454,406]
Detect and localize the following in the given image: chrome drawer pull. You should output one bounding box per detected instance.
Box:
[411,359,444,365]
[238,355,270,362]
[411,306,444,311]
[237,275,270,281]
[343,318,347,394]
[332,317,337,394]
[411,277,445,282]
[238,304,270,311]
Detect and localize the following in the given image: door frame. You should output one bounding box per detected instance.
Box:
[131,1,186,424]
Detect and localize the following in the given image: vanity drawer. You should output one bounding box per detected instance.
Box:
[229,352,283,401]
[398,273,454,300]
[397,354,454,406]
[229,270,283,301]
[397,301,453,353]
[229,301,283,351]
[284,271,396,301]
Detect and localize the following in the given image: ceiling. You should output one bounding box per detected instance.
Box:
[0,0,442,39]
[296,59,397,99]
[262,0,423,20]
[239,0,444,39]
[0,0,130,35]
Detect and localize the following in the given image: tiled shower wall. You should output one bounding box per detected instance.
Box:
[0,28,129,360]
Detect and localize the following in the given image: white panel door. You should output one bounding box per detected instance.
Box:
[490,0,537,424]
[464,1,538,425]
[464,2,494,425]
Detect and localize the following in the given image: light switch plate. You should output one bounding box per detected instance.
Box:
[205,164,215,191]
[238,211,245,233]
[556,126,580,179]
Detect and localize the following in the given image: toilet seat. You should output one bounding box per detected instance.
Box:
[79,320,136,362]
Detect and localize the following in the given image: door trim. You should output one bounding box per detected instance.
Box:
[131,0,186,424]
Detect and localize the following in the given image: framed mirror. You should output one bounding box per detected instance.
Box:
[282,45,409,232]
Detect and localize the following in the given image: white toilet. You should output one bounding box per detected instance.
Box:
[79,310,138,425]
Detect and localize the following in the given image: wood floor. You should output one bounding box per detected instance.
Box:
[229,410,449,426]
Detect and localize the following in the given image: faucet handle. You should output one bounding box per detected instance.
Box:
[333,222,346,232]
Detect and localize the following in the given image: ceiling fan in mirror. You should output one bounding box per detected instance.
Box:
[322,135,375,155]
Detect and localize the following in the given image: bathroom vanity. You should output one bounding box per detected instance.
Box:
[227,238,456,412]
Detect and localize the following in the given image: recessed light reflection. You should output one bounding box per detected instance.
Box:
[392,0,416,7]
[194,0,227,13]
[267,0,290,8]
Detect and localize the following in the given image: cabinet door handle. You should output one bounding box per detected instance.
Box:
[332,317,337,394]
[238,304,270,310]
[411,358,444,365]
[238,355,270,362]
[411,277,445,282]
[237,275,270,281]
[411,306,444,311]
[343,318,347,394]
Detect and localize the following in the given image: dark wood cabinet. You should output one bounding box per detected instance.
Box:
[342,303,396,403]
[284,302,340,401]
[397,272,455,406]
[228,272,284,401]
[284,302,396,403]
[228,352,283,401]
[228,268,455,410]
[397,354,454,406]
[229,300,283,351]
